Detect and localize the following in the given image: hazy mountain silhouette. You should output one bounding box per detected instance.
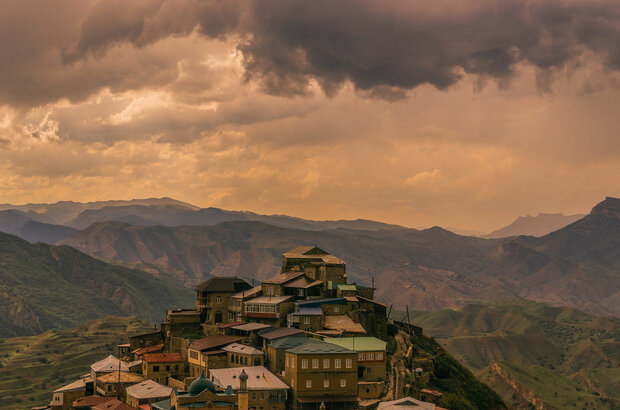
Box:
[485,212,586,238]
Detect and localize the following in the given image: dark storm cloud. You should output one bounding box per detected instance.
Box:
[57,0,620,98]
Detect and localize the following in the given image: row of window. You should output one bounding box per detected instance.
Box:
[358,352,383,361]
[149,364,179,372]
[287,357,353,369]
[245,304,278,313]
[230,354,262,366]
[293,379,347,388]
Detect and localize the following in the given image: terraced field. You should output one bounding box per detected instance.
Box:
[0,316,151,408]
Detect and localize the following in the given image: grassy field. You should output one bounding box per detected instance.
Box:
[0,316,152,409]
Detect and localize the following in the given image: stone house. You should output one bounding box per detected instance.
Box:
[49,377,91,410]
[196,277,253,325]
[187,335,242,377]
[244,295,295,327]
[281,246,347,291]
[228,285,262,322]
[95,372,145,399]
[142,353,185,385]
[283,339,358,409]
[125,380,172,408]
[265,336,309,374]
[222,343,264,367]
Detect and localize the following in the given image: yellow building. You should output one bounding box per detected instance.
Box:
[284,338,358,409]
[196,277,253,325]
[187,335,242,377]
[210,366,290,410]
[142,353,185,384]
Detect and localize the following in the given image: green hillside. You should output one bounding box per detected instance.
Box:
[0,231,193,337]
[401,300,620,409]
[0,316,152,408]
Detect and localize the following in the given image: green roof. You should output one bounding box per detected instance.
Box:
[286,338,355,355]
[324,337,386,352]
[269,336,310,350]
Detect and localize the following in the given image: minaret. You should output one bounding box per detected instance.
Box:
[238,369,249,410]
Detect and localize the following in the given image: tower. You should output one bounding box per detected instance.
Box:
[238,369,249,410]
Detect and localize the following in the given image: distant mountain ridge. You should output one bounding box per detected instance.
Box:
[0,231,193,337]
[58,197,620,317]
[485,212,586,238]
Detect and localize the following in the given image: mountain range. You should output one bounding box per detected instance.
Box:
[402,300,620,409]
[484,212,586,238]
[0,231,193,337]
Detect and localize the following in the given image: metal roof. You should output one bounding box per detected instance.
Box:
[222,343,264,356]
[282,277,323,289]
[376,397,439,410]
[53,377,88,393]
[269,336,310,350]
[262,271,306,285]
[196,276,252,293]
[297,298,347,307]
[291,307,323,316]
[210,366,289,391]
[90,355,131,373]
[245,295,293,305]
[230,285,262,299]
[189,335,243,351]
[258,327,305,341]
[97,372,145,384]
[323,337,386,352]
[126,380,172,399]
[286,338,355,355]
[232,323,272,332]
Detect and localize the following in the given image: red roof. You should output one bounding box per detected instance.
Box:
[73,395,115,408]
[133,344,164,356]
[142,353,183,363]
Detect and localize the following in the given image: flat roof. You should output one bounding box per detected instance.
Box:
[323,337,386,352]
[292,307,323,316]
[232,323,272,332]
[210,366,289,391]
[286,338,355,355]
[245,295,293,304]
[269,336,310,350]
[189,335,243,351]
[196,276,252,293]
[323,315,366,334]
[258,327,305,341]
[297,298,346,307]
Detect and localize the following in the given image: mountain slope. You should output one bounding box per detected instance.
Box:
[59,197,620,317]
[404,301,620,409]
[486,213,585,238]
[13,220,78,244]
[0,231,193,337]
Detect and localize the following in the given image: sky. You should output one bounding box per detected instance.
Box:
[1,0,619,233]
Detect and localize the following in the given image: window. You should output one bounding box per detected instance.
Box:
[312,359,319,369]
[252,393,257,400]
[302,359,308,369]
[346,359,352,368]
[153,365,160,372]
[286,356,289,367]
[244,357,248,365]
[358,353,365,361]
[231,355,235,363]
[175,364,179,371]
[376,352,383,360]
[334,306,341,313]
[260,393,265,400]
[323,359,329,368]
[340,379,346,387]
[334,359,341,368]
[107,385,112,392]
[166,365,170,371]
[216,296,222,304]
[306,379,312,388]
[292,358,295,368]
[323,379,329,388]
[303,317,310,324]
[367,352,374,360]
[190,350,198,360]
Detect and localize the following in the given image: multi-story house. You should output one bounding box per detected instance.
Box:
[266,336,309,374]
[142,353,185,385]
[281,246,347,290]
[324,337,387,399]
[244,295,295,327]
[187,335,242,377]
[125,380,172,408]
[227,285,262,323]
[210,366,290,410]
[261,271,323,300]
[283,339,358,409]
[196,277,253,325]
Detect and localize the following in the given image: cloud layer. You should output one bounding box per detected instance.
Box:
[0,0,619,232]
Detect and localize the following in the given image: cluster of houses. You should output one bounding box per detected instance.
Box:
[41,246,445,410]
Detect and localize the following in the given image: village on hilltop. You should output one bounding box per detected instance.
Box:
[38,246,446,410]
